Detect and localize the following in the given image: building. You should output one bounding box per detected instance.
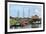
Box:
[31,15,41,24]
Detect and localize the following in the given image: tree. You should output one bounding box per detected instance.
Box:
[29,20,33,24]
[10,19,17,25]
[10,19,20,26]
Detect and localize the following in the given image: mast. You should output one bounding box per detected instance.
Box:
[17,9,19,18]
[28,8,30,18]
[23,8,24,18]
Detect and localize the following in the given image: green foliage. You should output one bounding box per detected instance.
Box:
[15,21,20,25]
[29,20,33,24]
[10,19,16,25]
[16,17,19,20]
[10,19,20,25]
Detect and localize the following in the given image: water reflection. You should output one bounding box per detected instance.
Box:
[10,23,41,29]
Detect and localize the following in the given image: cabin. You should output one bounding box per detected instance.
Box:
[31,15,41,24]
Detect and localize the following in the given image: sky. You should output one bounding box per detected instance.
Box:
[9,3,42,18]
